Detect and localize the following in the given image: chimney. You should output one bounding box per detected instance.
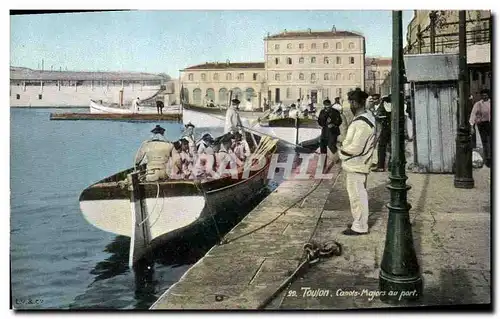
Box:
[308,28,312,34]
[332,25,336,32]
[226,59,230,66]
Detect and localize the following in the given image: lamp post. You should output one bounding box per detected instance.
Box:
[370,59,378,95]
[379,10,422,304]
[454,10,474,188]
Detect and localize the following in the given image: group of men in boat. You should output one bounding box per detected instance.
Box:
[134,120,251,182]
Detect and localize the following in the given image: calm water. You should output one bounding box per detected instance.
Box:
[10,108,279,310]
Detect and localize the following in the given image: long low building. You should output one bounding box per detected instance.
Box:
[10,67,175,107]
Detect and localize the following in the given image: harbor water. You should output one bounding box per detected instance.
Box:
[10,108,279,309]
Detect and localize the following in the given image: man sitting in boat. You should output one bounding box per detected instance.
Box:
[216,135,241,178]
[182,122,196,156]
[197,133,215,154]
[224,99,243,134]
[179,138,195,179]
[134,125,179,182]
[194,145,217,180]
[232,132,251,162]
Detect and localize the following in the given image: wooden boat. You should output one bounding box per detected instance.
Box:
[79,131,278,267]
[90,99,181,115]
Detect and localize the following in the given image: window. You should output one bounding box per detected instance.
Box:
[275,58,279,65]
[299,43,304,49]
[188,73,194,81]
[336,73,342,80]
[275,73,280,81]
[336,57,342,64]
[323,42,329,49]
[349,73,355,81]
[299,57,304,64]
[275,44,280,50]
[237,73,244,81]
[336,42,342,49]
[311,57,316,63]
[299,88,302,98]
[219,88,228,105]
[201,73,206,81]
[287,73,292,81]
[287,57,292,65]
[226,73,232,80]
[311,43,317,49]
[213,73,219,80]
[324,73,329,80]
[349,57,355,64]
[287,43,292,49]
[311,73,316,81]
[38,94,42,100]
[206,88,215,101]
[253,73,258,81]
[286,88,291,98]
[349,42,355,49]
[324,57,330,64]
[16,94,20,100]
[299,73,304,80]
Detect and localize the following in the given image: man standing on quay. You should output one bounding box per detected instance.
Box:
[339,89,376,236]
[470,89,491,168]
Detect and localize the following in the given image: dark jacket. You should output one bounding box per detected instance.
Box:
[318,107,342,136]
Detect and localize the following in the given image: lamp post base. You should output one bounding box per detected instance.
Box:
[379,270,423,304]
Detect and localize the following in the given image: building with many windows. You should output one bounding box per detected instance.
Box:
[264,28,365,104]
[180,62,265,107]
[180,27,366,107]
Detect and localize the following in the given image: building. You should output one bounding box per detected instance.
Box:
[364,57,391,95]
[10,67,173,107]
[405,10,491,98]
[180,27,366,107]
[180,62,265,108]
[264,28,365,104]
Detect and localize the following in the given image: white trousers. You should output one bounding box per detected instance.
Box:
[345,172,369,233]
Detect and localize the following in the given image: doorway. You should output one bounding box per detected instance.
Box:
[275,88,280,103]
[311,90,318,104]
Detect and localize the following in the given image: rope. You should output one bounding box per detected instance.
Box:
[220,167,340,245]
[193,180,223,243]
[138,182,160,226]
[256,239,342,309]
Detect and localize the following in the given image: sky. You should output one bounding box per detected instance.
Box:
[10,10,413,77]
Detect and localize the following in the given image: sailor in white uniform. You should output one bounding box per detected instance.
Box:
[131,97,141,113]
[224,99,243,134]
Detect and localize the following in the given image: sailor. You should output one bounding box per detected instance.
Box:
[134,125,179,182]
[372,95,392,172]
[182,122,197,156]
[224,98,243,134]
[132,97,141,113]
[332,97,343,112]
[179,138,195,179]
[197,133,215,154]
[232,132,251,162]
[156,96,164,115]
[317,99,342,155]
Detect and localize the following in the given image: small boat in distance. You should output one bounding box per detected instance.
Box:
[90,99,182,115]
[79,130,278,267]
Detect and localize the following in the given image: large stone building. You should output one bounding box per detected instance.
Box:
[264,28,365,104]
[180,27,366,107]
[364,57,391,95]
[180,62,265,108]
[405,10,491,97]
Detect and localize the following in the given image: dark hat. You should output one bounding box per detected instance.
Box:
[202,133,214,142]
[323,99,332,106]
[231,98,240,105]
[348,89,369,103]
[151,125,166,135]
[234,132,243,140]
[334,97,340,102]
[480,89,490,95]
[180,138,189,145]
[185,122,195,128]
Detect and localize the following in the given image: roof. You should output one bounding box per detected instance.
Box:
[265,30,364,40]
[10,66,167,81]
[365,57,392,66]
[183,62,265,70]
